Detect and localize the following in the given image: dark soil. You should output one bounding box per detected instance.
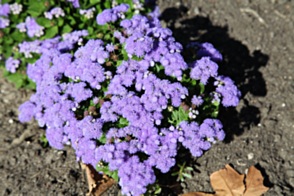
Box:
[1,0,294,195]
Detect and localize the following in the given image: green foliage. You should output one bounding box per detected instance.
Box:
[36,17,52,28]
[2,69,36,89]
[27,0,48,17]
[40,135,49,147]
[44,26,59,39]
[96,164,119,181]
[98,133,107,144]
[171,162,193,182]
[118,117,129,128]
[169,107,189,126]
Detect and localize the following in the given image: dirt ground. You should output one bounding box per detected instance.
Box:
[1,0,294,195]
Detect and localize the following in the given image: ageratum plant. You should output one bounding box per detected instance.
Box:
[0,0,154,88]
[15,1,240,196]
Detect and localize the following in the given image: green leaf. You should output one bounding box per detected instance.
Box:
[87,26,94,34]
[182,173,192,178]
[36,17,52,28]
[199,82,205,94]
[27,0,47,17]
[98,133,107,144]
[171,172,179,176]
[25,58,37,64]
[49,0,55,6]
[118,117,129,128]
[155,64,164,73]
[171,110,178,122]
[10,30,24,42]
[44,26,58,39]
[96,165,104,172]
[178,107,188,122]
[180,175,184,182]
[40,135,48,147]
[104,33,111,41]
[68,16,76,26]
[23,79,36,90]
[1,0,12,3]
[2,69,10,77]
[5,36,14,44]
[78,23,85,29]
[186,167,193,171]
[61,25,73,34]
[57,18,64,27]
[103,0,111,9]
[154,187,162,194]
[110,170,119,181]
[90,0,101,4]
[115,60,123,67]
[5,72,26,89]
[121,48,129,61]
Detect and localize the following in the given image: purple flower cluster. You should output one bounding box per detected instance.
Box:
[16,30,88,61]
[0,2,10,17]
[187,42,223,62]
[119,15,187,80]
[96,3,130,25]
[17,17,44,37]
[179,119,225,157]
[79,7,96,19]
[0,16,9,28]
[5,57,20,73]
[9,2,22,15]
[191,95,203,106]
[190,57,218,85]
[17,2,241,195]
[44,7,65,20]
[62,30,88,45]
[66,0,80,8]
[215,76,241,107]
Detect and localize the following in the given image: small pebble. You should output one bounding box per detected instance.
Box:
[8,119,13,124]
[194,7,200,15]
[247,153,254,160]
[244,168,248,175]
[236,159,246,166]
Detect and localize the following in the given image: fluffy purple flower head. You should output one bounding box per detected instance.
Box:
[0,2,10,17]
[187,42,223,62]
[106,43,115,52]
[148,5,161,19]
[96,3,130,25]
[62,30,88,44]
[5,57,20,73]
[45,7,65,19]
[25,16,44,37]
[113,3,130,12]
[66,0,80,8]
[215,75,241,107]
[118,157,155,196]
[0,17,9,28]
[199,119,225,141]
[9,2,22,15]
[197,42,223,62]
[19,101,35,123]
[16,22,26,32]
[190,57,218,85]
[79,7,96,19]
[191,95,203,106]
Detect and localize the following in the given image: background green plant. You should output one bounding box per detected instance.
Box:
[0,0,152,89]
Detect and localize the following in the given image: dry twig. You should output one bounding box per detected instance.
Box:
[240,8,267,27]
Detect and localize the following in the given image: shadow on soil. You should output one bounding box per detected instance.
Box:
[160,6,269,143]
